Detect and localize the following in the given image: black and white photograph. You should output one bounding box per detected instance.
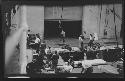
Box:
[2,0,124,78]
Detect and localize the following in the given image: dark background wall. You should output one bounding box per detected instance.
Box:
[44,20,82,38]
[44,5,123,39]
[44,6,83,20]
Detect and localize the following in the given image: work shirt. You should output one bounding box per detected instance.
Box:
[89,35,93,40]
[45,48,52,55]
[79,36,83,41]
[35,38,40,43]
[61,30,65,37]
[94,33,98,40]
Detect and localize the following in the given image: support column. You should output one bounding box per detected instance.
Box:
[19,5,28,74]
[82,5,99,39]
[82,6,88,38]
[40,6,44,41]
[26,6,44,41]
[81,6,85,36]
[98,5,102,39]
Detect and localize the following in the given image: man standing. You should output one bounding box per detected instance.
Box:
[35,34,40,53]
[27,30,31,49]
[79,34,84,51]
[58,20,62,39]
[61,30,65,44]
[88,34,94,48]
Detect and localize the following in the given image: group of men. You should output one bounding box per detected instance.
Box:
[26,42,60,73]
[79,32,99,51]
[26,30,61,72]
[44,46,59,70]
[27,32,41,54]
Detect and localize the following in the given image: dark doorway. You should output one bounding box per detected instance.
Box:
[62,21,82,38]
[44,20,82,38]
[44,21,59,38]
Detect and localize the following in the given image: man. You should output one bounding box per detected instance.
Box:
[63,62,73,73]
[58,20,62,35]
[26,57,45,74]
[51,51,59,70]
[61,30,65,44]
[27,30,31,49]
[35,34,40,43]
[34,34,40,53]
[79,34,84,51]
[88,34,94,48]
[27,30,30,39]
[45,46,52,68]
[40,40,46,56]
[68,56,74,67]
[45,46,51,55]
[93,33,98,41]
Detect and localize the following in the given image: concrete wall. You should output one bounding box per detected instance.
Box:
[27,6,44,37]
[45,5,122,39]
[10,5,20,34]
[10,4,122,38]
[44,6,83,20]
[99,4,122,38]
[82,4,122,39]
[82,5,99,38]
[5,5,21,74]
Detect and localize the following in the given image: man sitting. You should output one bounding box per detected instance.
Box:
[45,46,52,68]
[40,40,46,56]
[51,51,59,71]
[26,58,45,74]
[63,62,73,73]
[68,56,74,68]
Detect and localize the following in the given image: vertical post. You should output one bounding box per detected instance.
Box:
[81,6,85,36]
[40,6,44,41]
[19,5,28,74]
[98,5,102,39]
[113,4,118,47]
